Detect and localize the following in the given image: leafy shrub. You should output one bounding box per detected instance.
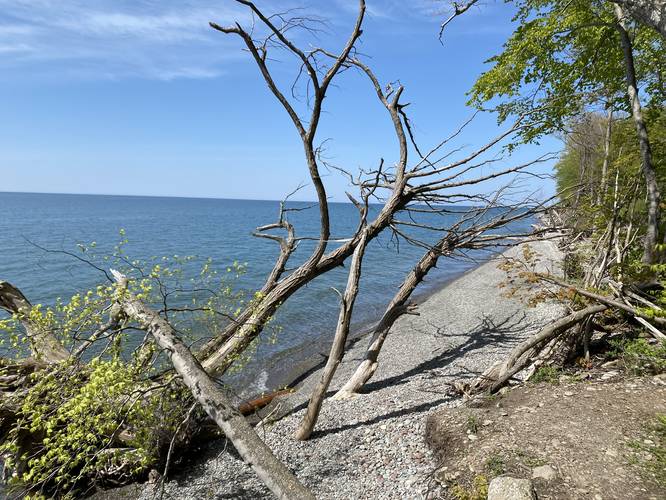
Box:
[0,233,258,497]
[530,365,561,384]
[610,338,666,375]
[1,357,185,498]
[451,475,488,500]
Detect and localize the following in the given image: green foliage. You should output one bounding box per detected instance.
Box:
[467,414,479,434]
[469,0,665,145]
[530,364,561,383]
[451,475,489,500]
[625,413,666,487]
[609,337,666,375]
[484,454,506,476]
[1,357,186,497]
[0,231,273,496]
[563,251,585,281]
[552,106,666,282]
[651,414,666,486]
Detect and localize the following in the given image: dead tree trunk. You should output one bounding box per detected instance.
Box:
[294,230,369,440]
[464,304,608,394]
[334,236,455,400]
[195,0,551,389]
[614,4,661,265]
[111,271,314,500]
[597,107,613,205]
[0,281,69,362]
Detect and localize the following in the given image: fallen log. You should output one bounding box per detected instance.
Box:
[0,281,69,362]
[238,388,293,416]
[462,304,608,394]
[111,270,314,500]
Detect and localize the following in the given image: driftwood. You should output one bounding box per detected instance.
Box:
[238,389,293,416]
[111,270,314,500]
[0,281,69,363]
[462,304,608,394]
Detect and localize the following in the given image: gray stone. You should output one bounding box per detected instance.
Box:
[488,477,536,500]
[600,370,619,381]
[532,464,558,481]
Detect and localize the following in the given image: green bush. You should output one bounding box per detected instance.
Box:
[610,338,666,375]
[530,365,561,384]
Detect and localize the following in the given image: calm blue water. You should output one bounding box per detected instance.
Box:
[0,192,531,388]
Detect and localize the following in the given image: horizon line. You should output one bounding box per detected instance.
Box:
[0,190,334,205]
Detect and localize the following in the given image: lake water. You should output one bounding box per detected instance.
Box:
[0,192,532,392]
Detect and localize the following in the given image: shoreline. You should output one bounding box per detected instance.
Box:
[138,236,565,500]
[232,249,502,401]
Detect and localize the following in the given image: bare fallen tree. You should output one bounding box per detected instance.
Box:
[198,0,551,380]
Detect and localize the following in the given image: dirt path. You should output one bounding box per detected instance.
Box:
[426,375,666,499]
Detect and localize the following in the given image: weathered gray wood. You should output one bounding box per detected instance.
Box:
[0,281,69,362]
[111,270,314,500]
[465,304,608,394]
[294,230,369,440]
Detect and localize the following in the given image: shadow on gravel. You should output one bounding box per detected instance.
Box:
[267,311,544,434]
[305,311,543,439]
[360,311,529,394]
[310,397,452,440]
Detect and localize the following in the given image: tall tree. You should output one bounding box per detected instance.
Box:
[468,0,665,263]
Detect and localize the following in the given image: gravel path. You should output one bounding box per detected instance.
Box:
[140,238,564,500]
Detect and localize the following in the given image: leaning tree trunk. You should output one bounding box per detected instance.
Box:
[614,4,661,265]
[463,304,608,394]
[111,271,314,500]
[334,235,456,399]
[294,230,369,441]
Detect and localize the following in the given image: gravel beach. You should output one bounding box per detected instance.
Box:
[140,238,564,500]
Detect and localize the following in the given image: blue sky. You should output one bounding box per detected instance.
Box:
[0,0,559,201]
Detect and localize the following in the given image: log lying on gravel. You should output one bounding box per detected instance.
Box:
[111,270,314,500]
[462,304,608,394]
[238,388,293,416]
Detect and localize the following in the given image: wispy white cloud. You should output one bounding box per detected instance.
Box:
[0,1,507,81]
[333,0,443,21]
[0,0,248,80]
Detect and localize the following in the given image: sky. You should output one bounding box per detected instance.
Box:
[0,0,560,202]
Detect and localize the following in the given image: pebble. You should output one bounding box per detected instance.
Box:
[600,370,619,381]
